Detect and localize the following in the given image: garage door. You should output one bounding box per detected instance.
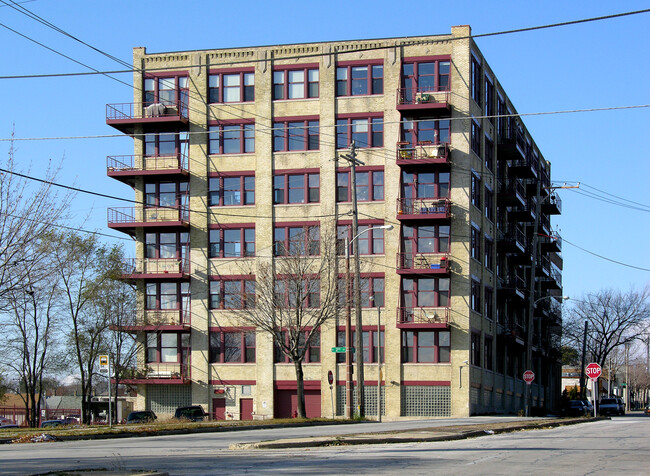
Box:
[274,390,321,418]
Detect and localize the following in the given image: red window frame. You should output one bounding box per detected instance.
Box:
[401,277,450,308]
[144,73,189,107]
[336,221,386,256]
[336,327,385,363]
[273,118,319,152]
[274,276,320,309]
[208,68,255,103]
[400,117,450,147]
[336,167,384,202]
[274,329,321,363]
[336,114,383,149]
[208,173,255,207]
[337,273,385,309]
[336,60,384,96]
[146,331,190,364]
[401,170,450,200]
[273,170,320,204]
[401,330,450,363]
[144,131,188,157]
[401,224,450,254]
[145,282,190,311]
[209,277,256,310]
[273,65,319,100]
[145,231,189,259]
[209,225,255,258]
[273,223,320,257]
[209,328,256,363]
[401,57,451,93]
[208,120,255,155]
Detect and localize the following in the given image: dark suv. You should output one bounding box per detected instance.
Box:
[126,410,157,424]
[174,406,206,422]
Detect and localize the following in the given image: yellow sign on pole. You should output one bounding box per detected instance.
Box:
[99,355,109,371]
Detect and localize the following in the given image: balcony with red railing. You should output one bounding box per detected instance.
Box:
[121,258,190,280]
[396,142,450,166]
[396,198,450,220]
[106,100,189,134]
[396,307,450,328]
[114,308,191,332]
[396,253,450,275]
[107,206,189,235]
[120,362,190,385]
[107,153,189,185]
[396,88,450,111]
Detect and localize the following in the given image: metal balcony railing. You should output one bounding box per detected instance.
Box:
[140,308,191,327]
[107,206,189,225]
[396,88,450,107]
[123,258,190,276]
[396,142,450,163]
[106,100,188,122]
[396,198,450,218]
[107,153,189,173]
[397,307,450,326]
[396,253,449,271]
[122,362,190,382]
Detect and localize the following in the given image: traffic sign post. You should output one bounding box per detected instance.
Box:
[331,347,354,353]
[523,370,535,385]
[586,363,601,418]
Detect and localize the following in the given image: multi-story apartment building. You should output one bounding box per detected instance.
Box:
[105,25,563,420]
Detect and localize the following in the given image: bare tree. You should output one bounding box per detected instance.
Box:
[0,135,71,306]
[53,232,123,424]
[0,256,61,427]
[232,227,340,418]
[563,288,650,370]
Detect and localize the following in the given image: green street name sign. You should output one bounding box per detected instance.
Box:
[331,347,354,353]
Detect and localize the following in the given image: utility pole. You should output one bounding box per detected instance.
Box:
[579,320,588,400]
[340,141,365,417]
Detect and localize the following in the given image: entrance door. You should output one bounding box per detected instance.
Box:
[212,398,226,421]
[240,398,253,421]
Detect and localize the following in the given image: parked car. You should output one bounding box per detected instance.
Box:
[598,397,623,416]
[126,411,157,424]
[582,400,594,415]
[644,405,650,415]
[616,397,625,415]
[174,406,206,422]
[565,400,589,417]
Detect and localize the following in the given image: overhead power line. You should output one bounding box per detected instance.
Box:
[0,8,648,80]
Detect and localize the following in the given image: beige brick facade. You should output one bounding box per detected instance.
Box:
[107,26,563,420]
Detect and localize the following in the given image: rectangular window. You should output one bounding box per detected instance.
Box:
[401,330,450,363]
[471,333,481,367]
[471,279,481,313]
[484,336,493,370]
[484,287,494,321]
[471,120,481,156]
[471,173,481,208]
[273,67,319,100]
[484,77,494,121]
[401,171,450,199]
[209,123,254,154]
[336,63,383,96]
[145,282,190,311]
[485,137,494,172]
[485,187,494,222]
[144,181,188,209]
[400,118,450,147]
[336,329,384,363]
[146,332,189,363]
[338,275,385,308]
[144,75,188,109]
[471,56,481,104]
[209,279,255,310]
[337,224,386,256]
[209,71,254,103]
[275,330,321,363]
[208,175,255,207]
[273,119,319,151]
[273,172,320,204]
[401,59,451,100]
[274,278,320,308]
[336,169,384,202]
[401,224,450,255]
[145,232,189,259]
[144,131,188,157]
[471,227,481,261]
[209,226,255,258]
[274,225,320,256]
[484,237,493,271]
[336,116,383,149]
[209,331,256,363]
[401,277,450,308]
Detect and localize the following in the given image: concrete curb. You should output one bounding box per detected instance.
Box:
[230,417,608,449]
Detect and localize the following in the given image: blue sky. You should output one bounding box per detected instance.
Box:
[1,0,648,299]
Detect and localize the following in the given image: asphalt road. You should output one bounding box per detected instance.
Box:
[2,415,648,475]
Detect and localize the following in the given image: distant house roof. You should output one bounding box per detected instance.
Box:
[45,395,82,410]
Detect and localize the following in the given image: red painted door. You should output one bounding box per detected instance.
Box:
[240,398,253,421]
[212,398,226,421]
[274,390,321,418]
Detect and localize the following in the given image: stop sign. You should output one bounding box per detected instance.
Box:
[586,362,602,380]
[523,370,535,384]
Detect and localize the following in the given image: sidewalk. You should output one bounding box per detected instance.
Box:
[230,417,605,449]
